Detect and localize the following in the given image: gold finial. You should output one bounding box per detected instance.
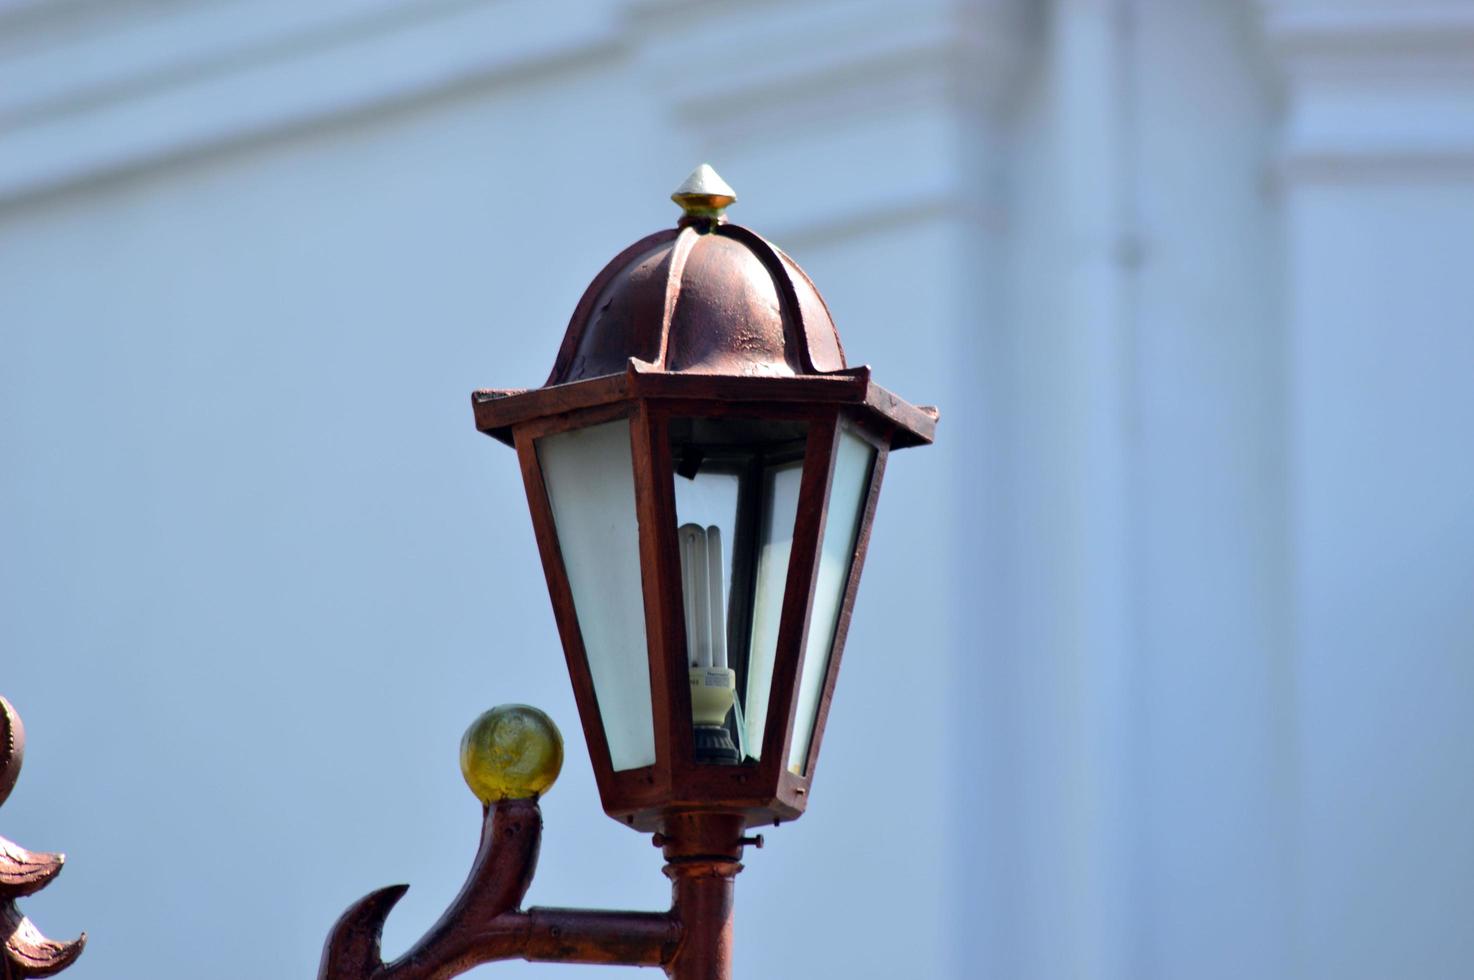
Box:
[459,704,564,804]
[671,164,736,221]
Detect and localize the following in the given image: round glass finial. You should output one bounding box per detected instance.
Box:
[671,163,737,221]
[459,704,564,803]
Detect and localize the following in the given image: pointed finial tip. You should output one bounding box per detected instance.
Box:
[671,163,736,221]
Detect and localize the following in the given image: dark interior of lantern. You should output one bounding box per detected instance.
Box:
[666,416,808,766]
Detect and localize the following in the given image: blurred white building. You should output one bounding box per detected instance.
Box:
[2,1,1471,977]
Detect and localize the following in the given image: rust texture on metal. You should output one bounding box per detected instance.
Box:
[664,863,737,980]
[476,367,938,451]
[469,187,939,449]
[470,168,939,836]
[544,221,842,385]
[0,696,85,979]
[320,801,751,980]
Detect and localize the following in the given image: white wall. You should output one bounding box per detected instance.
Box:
[1268,3,1474,975]
[2,1,1471,978]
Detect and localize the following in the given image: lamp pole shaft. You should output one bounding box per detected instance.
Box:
[658,811,746,980]
[666,861,737,980]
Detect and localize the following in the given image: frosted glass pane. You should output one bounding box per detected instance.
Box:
[743,461,802,760]
[536,420,655,772]
[788,429,875,774]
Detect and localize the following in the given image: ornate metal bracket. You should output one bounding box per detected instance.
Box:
[320,798,681,980]
[319,705,748,980]
[0,697,85,979]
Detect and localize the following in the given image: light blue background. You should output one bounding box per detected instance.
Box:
[3,1,1472,978]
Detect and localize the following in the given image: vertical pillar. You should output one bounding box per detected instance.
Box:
[659,812,745,980]
[1263,3,1474,976]
[664,863,737,980]
[1129,2,1291,977]
[1001,2,1135,975]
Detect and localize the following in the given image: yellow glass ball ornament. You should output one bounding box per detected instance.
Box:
[459,704,564,804]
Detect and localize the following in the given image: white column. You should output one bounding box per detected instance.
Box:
[1002,2,1135,975]
[1263,3,1474,977]
[1003,3,1291,977]
[1129,1,1292,978]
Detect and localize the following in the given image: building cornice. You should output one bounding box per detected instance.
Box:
[0,0,1038,220]
[0,0,623,207]
[1259,2,1474,179]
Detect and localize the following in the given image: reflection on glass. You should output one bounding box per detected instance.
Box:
[537,419,655,772]
[742,462,801,759]
[787,428,875,774]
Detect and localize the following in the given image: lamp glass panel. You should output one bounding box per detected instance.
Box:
[536,419,655,772]
[668,418,807,763]
[742,461,801,759]
[787,427,876,774]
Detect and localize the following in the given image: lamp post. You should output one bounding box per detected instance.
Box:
[320,166,937,980]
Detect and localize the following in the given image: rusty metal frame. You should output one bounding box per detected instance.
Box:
[512,404,669,817]
[474,363,936,450]
[320,801,756,980]
[500,381,917,834]
[796,418,891,783]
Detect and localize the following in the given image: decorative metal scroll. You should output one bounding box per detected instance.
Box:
[1,696,85,978]
[316,703,756,979]
[319,798,680,980]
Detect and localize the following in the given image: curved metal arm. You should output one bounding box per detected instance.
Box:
[1,696,86,978]
[319,799,679,980]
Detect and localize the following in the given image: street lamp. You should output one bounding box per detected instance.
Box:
[320,166,936,980]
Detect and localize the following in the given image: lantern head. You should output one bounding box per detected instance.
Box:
[473,166,937,833]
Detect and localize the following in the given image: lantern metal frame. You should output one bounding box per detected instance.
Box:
[477,363,932,831]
